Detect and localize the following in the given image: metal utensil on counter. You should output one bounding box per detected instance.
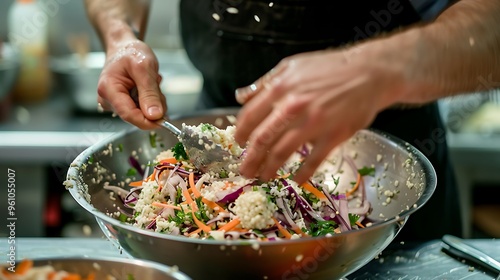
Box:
[442,234,500,279]
[131,87,241,174]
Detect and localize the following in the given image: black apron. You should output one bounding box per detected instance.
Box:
[179,0,462,241]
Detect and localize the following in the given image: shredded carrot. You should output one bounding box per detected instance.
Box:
[130,166,158,187]
[62,275,81,280]
[292,226,307,237]
[346,173,362,197]
[217,218,241,232]
[152,202,181,210]
[85,273,95,280]
[48,271,57,280]
[201,198,225,214]
[1,269,10,277]
[300,182,327,200]
[15,259,33,275]
[182,188,195,209]
[355,221,365,228]
[188,173,226,213]
[160,157,178,165]
[189,172,201,197]
[191,207,212,233]
[273,218,292,239]
[128,180,144,187]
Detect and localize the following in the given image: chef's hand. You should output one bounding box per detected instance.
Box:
[234,40,418,184]
[97,39,166,129]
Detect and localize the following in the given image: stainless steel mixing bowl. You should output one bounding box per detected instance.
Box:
[27,256,190,279]
[66,108,436,280]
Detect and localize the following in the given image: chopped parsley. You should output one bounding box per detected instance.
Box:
[194,197,210,221]
[87,155,94,164]
[349,213,360,226]
[118,143,124,152]
[358,166,376,176]
[307,220,338,237]
[171,142,189,161]
[302,191,320,205]
[169,208,193,226]
[175,187,183,204]
[126,168,137,176]
[149,132,157,148]
[201,123,214,133]
[332,175,340,187]
[118,212,129,222]
[219,169,228,178]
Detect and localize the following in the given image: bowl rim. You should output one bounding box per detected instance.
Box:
[66,109,437,246]
[22,255,191,280]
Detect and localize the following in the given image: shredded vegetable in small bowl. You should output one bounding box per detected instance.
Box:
[1,257,189,280]
[65,110,436,280]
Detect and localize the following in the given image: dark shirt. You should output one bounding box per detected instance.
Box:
[178,0,462,240]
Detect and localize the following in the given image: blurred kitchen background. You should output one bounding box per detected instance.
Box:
[0,0,499,239]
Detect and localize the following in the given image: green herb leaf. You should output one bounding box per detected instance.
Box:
[126,168,137,176]
[332,176,340,186]
[118,212,129,222]
[118,143,124,152]
[171,142,189,161]
[308,220,338,236]
[127,274,135,280]
[201,123,214,132]
[358,166,376,176]
[149,132,157,148]
[87,155,94,164]
[349,213,360,226]
[219,169,228,178]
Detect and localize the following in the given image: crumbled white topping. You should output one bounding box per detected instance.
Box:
[232,188,277,229]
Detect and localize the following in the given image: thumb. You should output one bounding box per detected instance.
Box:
[135,75,166,120]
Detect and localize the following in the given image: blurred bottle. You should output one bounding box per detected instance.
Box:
[8,0,51,104]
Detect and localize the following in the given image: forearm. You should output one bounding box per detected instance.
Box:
[84,0,150,50]
[373,0,500,105]
[422,0,500,97]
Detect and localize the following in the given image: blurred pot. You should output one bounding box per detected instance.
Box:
[50,50,202,114]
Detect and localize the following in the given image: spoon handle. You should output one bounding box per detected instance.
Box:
[442,234,500,274]
[157,119,181,136]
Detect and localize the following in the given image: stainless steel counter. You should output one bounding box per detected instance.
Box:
[1,238,499,279]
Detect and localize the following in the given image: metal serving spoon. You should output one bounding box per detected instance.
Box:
[442,234,500,280]
[131,87,241,174]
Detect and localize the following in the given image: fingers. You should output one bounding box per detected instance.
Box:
[235,63,287,104]
[235,62,287,146]
[293,138,336,185]
[238,95,308,179]
[97,95,112,112]
[97,79,160,130]
[257,127,307,181]
[96,41,167,129]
